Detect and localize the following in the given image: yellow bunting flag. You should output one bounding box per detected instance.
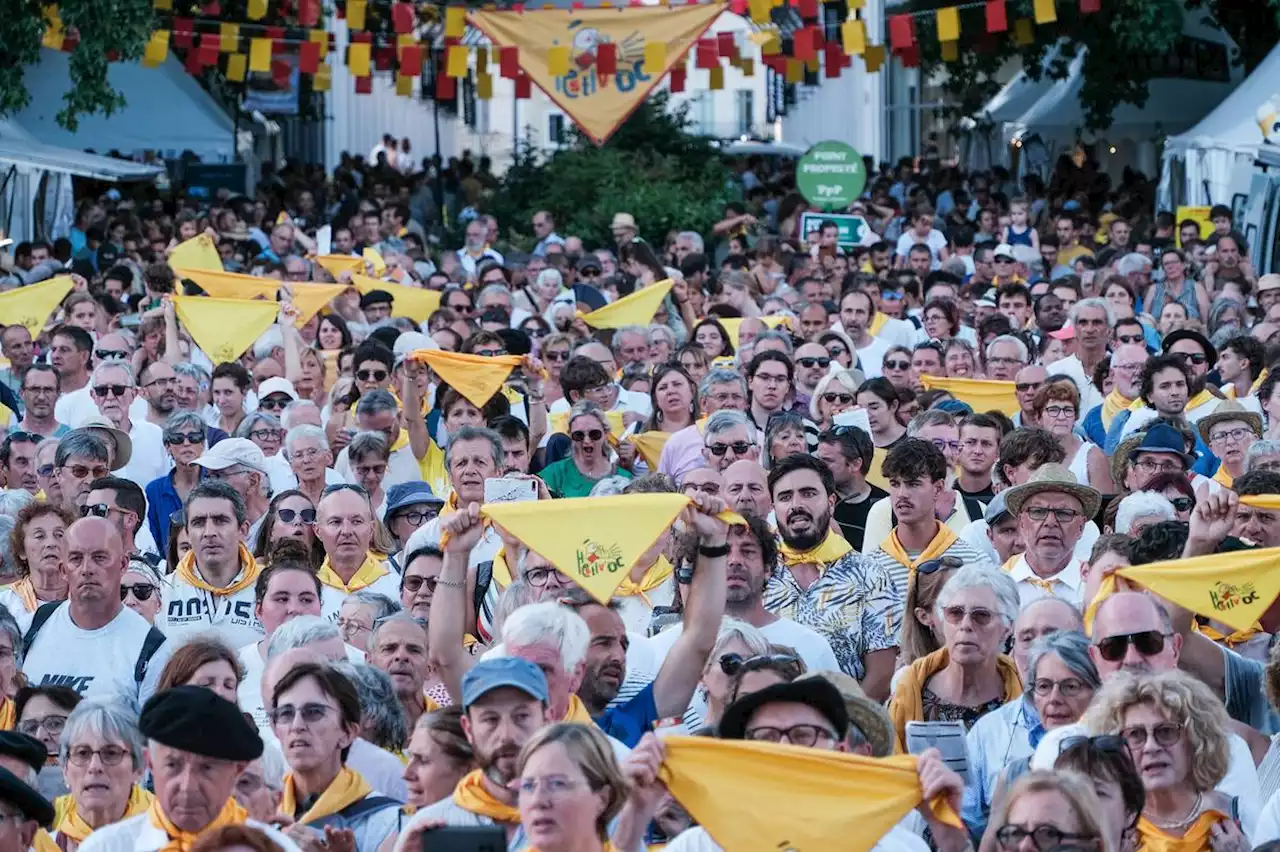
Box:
[644,40,666,71]
[941,40,958,61]
[168,234,223,272]
[842,18,866,54]
[717,315,791,350]
[172,295,279,364]
[919,375,1019,416]
[475,46,488,72]
[154,0,173,10]
[220,23,239,50]
[314,64,332,91]
[579,279,674,330]
[659,737,963,852]
[0,276,74,338]
[1034,0,1057,23]
[444,5,466,37]
[174,268,280,301]
[396,73,414,96]
[311,28,329,58]
[409,349,523,408]
[936,6,960,41]
[314,254,365,280]
[708,65,724,90]
[785,57,803,82]
[628,431,671,469]
[347,0,367,28]
[748,0,770,21]
[349,42,371,76]
[446,44,470,78]
[248,0,268,18]
[864,43,885,72]
[362,247,386,277]
[1116,547,1280,633]
[468,3,726,145]
[740,57,754,76]
[144,30,170,67]
[350,274,442,324]
[476,72,493,100]
[480,494,690,603]
[551,409,627,437]
[227,53,248,81]
[286,283,349,327]
[1014,18,1034,45]
[249,38,272,72]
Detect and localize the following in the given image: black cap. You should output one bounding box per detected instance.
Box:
[139,687,263,761]
[717,677,850,741]
[1162,327,1217,365]
[360,289,394,310]
[0,766,54,827]
[577,255,602,273]
[0,733,48,775]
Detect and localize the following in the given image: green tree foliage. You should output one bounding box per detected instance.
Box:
[491,92,734,251]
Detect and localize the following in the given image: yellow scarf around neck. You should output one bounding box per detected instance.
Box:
[1186,388,1217,412]
[318,551,388,593]
[452,769,521,822]
[563,694,596,725]
[280,766,373,825]
[615,556,674,606]
[1224,368,1269,400]
[880,523,958,572]
[1212,464,1235,488]
[1101,389,1134,430]
[175,545,260,595]
[56,785,153,842]
[779,529,853,568]
[7,577,38,612]
[1194,619,1261,648]
[1135,809,1228,852]
[0,698,14,731]
[887,647,1022,751]
[491,547,512,587]
[148,795,247,852]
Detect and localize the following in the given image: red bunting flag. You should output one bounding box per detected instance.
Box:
[986,0,1008,32]
[596,41,617,74]
[297,0,319,25]
[899,44,919,66]
[1079,0,1100,10]
[199,33,220,65]
[392,2,414,33]
[271,59,290,85]
[436,70,456,99]
[355,75,372,93]
[717,31,735,57]
[400,44,422,74]
[729,0,746,13]
[514,71,531,98]
[695,37,718,68]
[796,0,817,17]
[669,64,686,92]
[792,26,816,60]
[888,14,913,49]
[173,18,194,47]
[499,45,519,78]
[299,39,319,72]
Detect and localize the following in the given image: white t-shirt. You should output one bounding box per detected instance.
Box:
[79,815,301,852]
[895,229,948,264]
[0,591,39,633]
[319,569,404,622]
[54,385,99,430]
[855,335,893,379]
[118,420,169,489]
[21,603,171,704]
[158,567,265,649]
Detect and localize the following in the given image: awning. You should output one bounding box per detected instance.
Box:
[0,135,162,182]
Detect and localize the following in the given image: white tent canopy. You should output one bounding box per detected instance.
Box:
[15,49,237,162]
[1158,41,1280,208]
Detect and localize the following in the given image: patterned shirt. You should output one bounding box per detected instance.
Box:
[763,552,903,680]
[866,534,995,597]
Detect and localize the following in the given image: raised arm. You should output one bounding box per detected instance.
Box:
[427,504,484,703]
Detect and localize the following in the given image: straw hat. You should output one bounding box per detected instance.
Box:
[74,414,132,471]
[1003,463,1101,519]
[1197,399,1263,445]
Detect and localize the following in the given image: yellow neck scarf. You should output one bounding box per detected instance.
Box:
[175,545,260,595]
[563,693,596,725]
[778,529,853,568]
[1083,574,1118,636]
[1101,389,1134,430]
[880,523,958,571]
[32,830,58,852]
[491,547,512,587]
[1224,369,1269,400]
[1186,388,1217,412]
[148,796,247,852]
[280,766,373,825]
[56,785,153,842]
[7,577,37,612]
[318,552,388,593]
[887,647,1022,751]
[438,491,490,549]
[658,736,962,852]
[1212,464,1234,488]
[0,698,14,731]
[1135,809,1228,852]
[451,769,521,823]
[615,556,674,606]
[1193,620,1261,647]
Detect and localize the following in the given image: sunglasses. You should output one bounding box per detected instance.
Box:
[544,350,570,362]
[1120,722,1183,751]
[92,384,130,397]
[941,605,996,627]
[259,397,290,412]
[81,503,113,519]
[1171,352,1208,365]
[796,357,831,369]
[164,431,206,446]
[120,583,157,601]
[1015,381,1044,393]
[1058,734,1126,757]
[1115,334,1145,345]
[881,291,905,301]
[570,429,604,443]
[917,555,963,575]
[356,369,389,382]
[1094,630,1169,662]
[402,575,438,593]
[1168,496,1194,513]
[64,464,109,480]
[884,359,911,371]
[718,653,800,676]
[95,349,128,360]
[708,441,752,457]
[277,507,317,525]
[822,392,854,405]
[474,348,507,357]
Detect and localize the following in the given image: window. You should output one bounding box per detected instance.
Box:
[735,90,754,137]
[547,114,567,146]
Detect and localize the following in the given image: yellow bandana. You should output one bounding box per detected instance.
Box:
[879,523,958,572]
[318,552,388,594]
[1083,574,1118,636]
[0,698,13,731]
[1186,388,1217,412]
[1212,464,1234,488]
[1193,620,1261,648]
[615,556,675,607]
[280,766,373,824]
[887,647,1022,751]
[1135,809,1228,852]
[175,545,260,595]
[55,785,153,842]
[6,577,38,613]
[1100,389,1134,430]
[562,693,596,725]
[148,796,247,852]
[452,769,521,822]
[778,529,853,568]
[1116,546,1280,632]
[491,547,513,586]
[1224,368,1269,400]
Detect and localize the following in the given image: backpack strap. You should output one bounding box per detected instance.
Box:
[22,602,62,657]
[474,560,493,617]
[306,796,402,831]
[134,627,167,684]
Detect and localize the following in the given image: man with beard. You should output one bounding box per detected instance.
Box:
[764,455,901,701]
[1106,354,1198,455]
[838,291,891,378]
[137,362,179,428]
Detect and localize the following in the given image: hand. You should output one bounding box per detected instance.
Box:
[671,277,689,305]
[279,301,300,326]
[1186,482,1236,556]
[915,748,969,852]
[70,273,88,292]
[323,826,357,852]
[521,356,546,395]
[1209,818,1249,852]
[506,472,552,500]
[622,411,645,429]
[281,823,326,852]
[621,733,668,813]
[684,492,729,542]
[163,296,176,321]
[615,439,637,469]
[442,501,485,553]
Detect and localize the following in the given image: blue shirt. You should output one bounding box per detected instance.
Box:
[146,469,205,555]
[963,698,1044,841]
[595,681,659,748]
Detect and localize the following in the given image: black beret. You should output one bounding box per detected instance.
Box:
[0,766,53,827]
[0,733,48,774]
[140,687,263,761]
[360,289,394,309]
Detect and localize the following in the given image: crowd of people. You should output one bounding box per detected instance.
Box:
[0,143,1278,852]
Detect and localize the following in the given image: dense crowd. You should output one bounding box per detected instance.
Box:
[0,143,1278,852]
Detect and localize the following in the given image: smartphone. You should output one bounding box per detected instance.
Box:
[421,825,507,852]
[484,476,538,504]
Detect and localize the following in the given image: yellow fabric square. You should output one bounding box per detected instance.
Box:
[644,40,666,71]
[348,42,371,76]
[446,44,469,77]
[1034,0,1057,24]
[547,45,571,76]
[842,18,865,55]
[249,38,272,73]
[936,7,960,42]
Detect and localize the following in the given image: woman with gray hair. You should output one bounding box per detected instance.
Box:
[331,662,410,753]
[0,513,22,586]
[539,400,633,498]
[347,431,391,517]
[52,699,152,848]
[151,410,208,553]
[690,617,770,731]
[888,567,1023,750]
[235,411,285,461]
[762,411,807,469]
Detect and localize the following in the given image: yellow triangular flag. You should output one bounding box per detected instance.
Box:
[409,349,523,408]
[287,283,350,327]
[351,274,442,323]
[174,268,280,301]
[249,37,272,72]
[1033,0,1057,24]
[918,375,1019,416]
[628,431,671,469]
[172,295,280,364]
[168,234,223,272]
[481,494,690,603]
[580,278,674,330]
[0,276,75,338]
[717,315,791,350]
[315,254,365,280]
[362,247,387,277]
[936,6,960,41]
[644,40,667,71]
[1116,547,1280,633]
[551,409,627,437]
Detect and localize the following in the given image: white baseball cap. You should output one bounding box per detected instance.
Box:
[257,377,299,403]
[194,438,268,473]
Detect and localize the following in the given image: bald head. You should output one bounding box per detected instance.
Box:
[96,332,131,355]
[723,460,770,518]
[66,517,127,606]
[1012,596,1084,679]
[1089,591,1179,677]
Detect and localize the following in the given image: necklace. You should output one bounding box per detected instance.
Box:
[1146,792,1202,830]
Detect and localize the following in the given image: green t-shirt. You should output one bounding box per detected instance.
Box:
[539,457,632,499]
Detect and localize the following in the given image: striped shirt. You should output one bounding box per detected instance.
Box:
[866,534,995,596]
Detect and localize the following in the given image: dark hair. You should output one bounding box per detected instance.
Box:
[316,314,353,350]
[15,685,81,722]
[961,412,1003,435]
[817,425,874,477]
[189,826,281,852]
[157,636,244,693]
[254,541,323,602]
[1142,472,1195,502]
[997,427,1065,485]
[437,383,510,422]
[0,432,39,467]
[1234,470,1280,496]
[921,298,960,337]
[996,283,1031,306]
[647,363,699,432]
[488,415,530,447]
[1139,354,1191,404]
[1054,738,1145,830]
[559,356,611,402]
[211,362,251,394]
[253,491,324,567]
[86,475,146,521]
[689,318,734,356]
[20,363,60,393]
[402,545,445,591]
[351,340,395,373]
[856,377,898,409]
[1088,533,1133,565]
[51,324,93,354]
[185,480,248,528]
[767,454,835,499]
[1127,520,1188,566]
[271,662,362,760]
[747,350,793,383]
[882,437,947,483]
[1221,334,1267,382]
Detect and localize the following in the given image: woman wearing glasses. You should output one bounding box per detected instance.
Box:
[146,411,206,554]
[120,557,164,625]
[986,771,1111,852]
[50,700,153,850]
[889,567,1023,750]
[2,503,73,632]
[515,723,630,852]
[16,685,81,794]
[1082,670,1246,852]
[1031,381,1115,494]
[808,371,860,431]
[539,333,575,408]
[253,490,324,569]
[540,401,632,499]
[1054,735,1146,852]
[271,662,400,852]
[687,619,770,731]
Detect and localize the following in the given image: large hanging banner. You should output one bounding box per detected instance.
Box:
[468,3,726,145]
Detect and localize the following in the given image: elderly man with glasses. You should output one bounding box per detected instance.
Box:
[89,359,167,490]
[193,438,272,545]
[1001,464,1100,607]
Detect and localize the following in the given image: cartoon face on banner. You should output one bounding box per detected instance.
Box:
[557,24,650,99]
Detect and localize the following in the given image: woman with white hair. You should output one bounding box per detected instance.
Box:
[1113,492,1176,537]
[809,369,860,430]
[52,700,153,849]
[516,268,567,318]
[688,618,770,730]
[888,567,1023,750]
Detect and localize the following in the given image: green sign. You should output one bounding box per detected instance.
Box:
[801,212,870,248]
[796,141,866,209]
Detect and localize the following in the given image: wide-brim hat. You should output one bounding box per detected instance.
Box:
[610,212,637,233]
[1127,422,1198,468]
[1197,399,1264,445]
[1162,328,1217,366]
[1004,462,1102,519]
[74,414,132,471]
[799,671,894,758]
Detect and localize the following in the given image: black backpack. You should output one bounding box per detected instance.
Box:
[23,602,167,686]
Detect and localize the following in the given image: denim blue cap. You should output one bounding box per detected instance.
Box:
[382,481,443,526]
[462,657,550,710]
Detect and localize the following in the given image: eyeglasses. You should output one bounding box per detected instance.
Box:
[474,347,507,357]
[1119,721,1183,750]
[822,392,854,405]
[18,715,67,736]
[321,482,369,497]
[22,385,57,396]
[164,431,206,446]
[744,724,837,747]
[1015,381,1044,393]
[525,566,569,588]
[1210,427,1254,444]
[81,503,115,519]
[66,744,130,767]
[63,463,109,480]
[1171,352,1208,366]
[250,428,284,443]
[1135,458,1184,475]
[94,349,128,360]
[884,359,911,371]
[1094,629,1170,662]
[1115,334,1145,345]
[120,583,158,601]
[718,653,800,676]
[1058,733,1126,757]
[402,575,438,594]
[570,429,604,443]
[144,376,177,388]
[824,345,848,358]
[942,605,996,627]
[1024,506,1083,524]
[337,618,373,639]
[289,447,325,461]
[1169,496,1194,513]
[708,441,753,457]
[995,825,1098,852]
[393,509,436,526]
[277,507,317,525]
[259,397,290,412]
[916,555,963,575]
[92,384,130,397]
[37,464,54,478]
[269,703,336,726]
[356,369,389,382]
[796,357,831,369]
[931,439,961,453]
[544,350,570,363]
[516,776,586,799]
[1042,405,1076,420]
[1032,677,1088,698]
